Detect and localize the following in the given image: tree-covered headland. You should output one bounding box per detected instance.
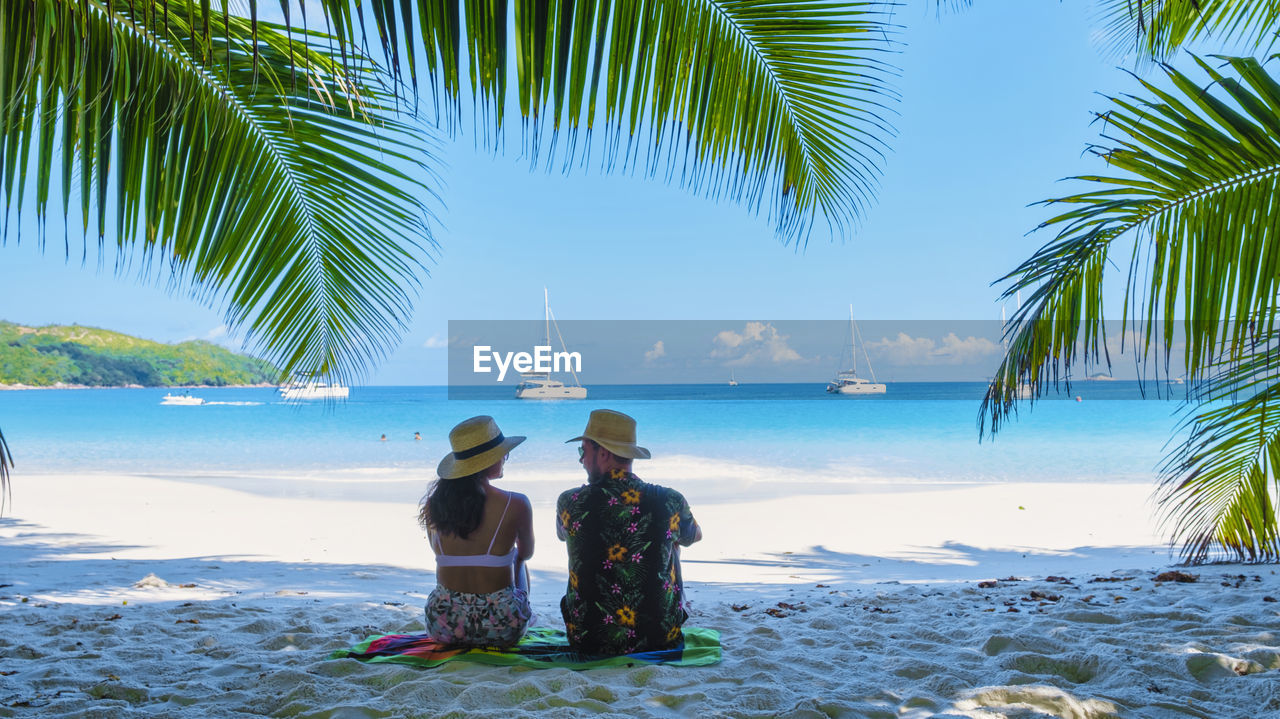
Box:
[0,322,277,387]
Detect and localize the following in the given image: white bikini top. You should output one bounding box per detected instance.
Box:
[432,493,518,569]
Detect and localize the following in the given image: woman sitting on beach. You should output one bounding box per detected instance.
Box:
[419,416,534,647]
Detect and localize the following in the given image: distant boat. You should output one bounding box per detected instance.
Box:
[515,288,587,400]
[995,378,1034,400]
[160,392,204,406]
[826,305,886,395]
[728,370,738,387]
[514,374,587,399]
[278,379,349,400]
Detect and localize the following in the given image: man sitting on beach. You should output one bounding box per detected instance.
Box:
[557,410,702,655]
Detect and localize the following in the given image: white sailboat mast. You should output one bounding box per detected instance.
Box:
[543,287,551,347]
[850,304,879,382]
[849,305,857,375]
[544,288,583,388]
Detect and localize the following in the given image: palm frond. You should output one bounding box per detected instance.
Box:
[1158,333,1280,562]
[1,0,439,385]
[1095,0,1280,62]
[983,56,1280,434]
[319,0,899,243]
[982,56,1280,560]
[0,428,11,515]
[930,0,972,14]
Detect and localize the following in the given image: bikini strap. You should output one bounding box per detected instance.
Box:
[487,492,514,554]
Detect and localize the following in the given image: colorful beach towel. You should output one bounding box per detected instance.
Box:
[328,626,720,669]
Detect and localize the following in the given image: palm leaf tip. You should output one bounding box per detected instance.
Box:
[1094,0,1280,63]
[0,428,10,516]
[3,1,441,386]
[1157,339,1280,563]
[329,0,901,244]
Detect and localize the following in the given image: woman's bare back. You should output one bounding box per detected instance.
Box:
[432,487,533,594]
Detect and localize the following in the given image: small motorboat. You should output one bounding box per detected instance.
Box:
[160,393,205,406]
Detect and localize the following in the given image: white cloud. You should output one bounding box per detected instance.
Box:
[1101,326,1158,357]
[423,335,450,349]
[867,332,1001,366]
[713,329,745,349]
[644,340,666,363]
[192,324,241,349]
[712,322,803,365]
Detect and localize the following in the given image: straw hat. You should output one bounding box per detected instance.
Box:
[565,409,651,460]
[437,416,525,479]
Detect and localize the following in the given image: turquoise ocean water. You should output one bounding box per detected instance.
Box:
[0,383,1188,503]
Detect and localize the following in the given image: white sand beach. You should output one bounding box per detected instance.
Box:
[2,472,1278,717]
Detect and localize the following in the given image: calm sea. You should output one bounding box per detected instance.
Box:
[0,382,1189,505]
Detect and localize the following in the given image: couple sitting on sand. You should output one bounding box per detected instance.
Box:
[417,409,703,655]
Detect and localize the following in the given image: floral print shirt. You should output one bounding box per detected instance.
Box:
[556,469,700,654]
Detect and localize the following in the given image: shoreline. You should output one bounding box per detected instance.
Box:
[3,472,1276,717]
[0,382,276,391]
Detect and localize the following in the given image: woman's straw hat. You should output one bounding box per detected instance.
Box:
[437,416,525,479]
[565,409,651,459]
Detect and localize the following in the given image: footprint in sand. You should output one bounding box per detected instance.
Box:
[1005,652,1100,684]
[1185,653,1266,682]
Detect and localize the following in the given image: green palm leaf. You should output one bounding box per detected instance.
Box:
[1,0,438,385]
[1096,0,1280,61]
[981,56,1280,559]
[1159,337,1280,562]
[0,428,11,514]
[316,0,898,242]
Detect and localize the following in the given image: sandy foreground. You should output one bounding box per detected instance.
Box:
[2,473,1278,718]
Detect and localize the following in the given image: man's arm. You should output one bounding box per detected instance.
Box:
[679,520,702,547]
[683,522,702,546]
[555,491,569,542]
[675,492,701,547]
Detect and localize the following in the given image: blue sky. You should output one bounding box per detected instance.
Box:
[1,2,1159,384]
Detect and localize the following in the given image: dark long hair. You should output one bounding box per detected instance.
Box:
[419,472,487,539]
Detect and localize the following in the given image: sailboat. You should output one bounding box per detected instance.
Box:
[826,305,886,395]
[514,288,587,400]
[728,370,738,387]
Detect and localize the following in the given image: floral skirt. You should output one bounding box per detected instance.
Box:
[425,585,531,648]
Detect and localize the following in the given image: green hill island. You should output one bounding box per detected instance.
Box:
[0,321,278,388]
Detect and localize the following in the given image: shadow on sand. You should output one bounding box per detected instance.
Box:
[0,517,572,604]
[687,540,1173,587]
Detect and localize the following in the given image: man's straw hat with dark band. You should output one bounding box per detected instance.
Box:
[437,416,525,479]
[565,409,651,460]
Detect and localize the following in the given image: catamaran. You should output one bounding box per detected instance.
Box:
[515,288,587,400]
[826,305,886,395]
[278,378,350,400]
